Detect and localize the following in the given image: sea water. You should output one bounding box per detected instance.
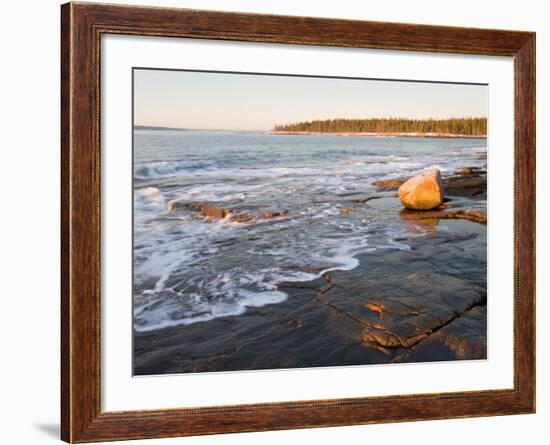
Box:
[133,130,486,332]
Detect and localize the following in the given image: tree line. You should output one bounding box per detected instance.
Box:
[273,117,487,135]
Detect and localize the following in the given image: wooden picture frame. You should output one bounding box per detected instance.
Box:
[61,2,535,442]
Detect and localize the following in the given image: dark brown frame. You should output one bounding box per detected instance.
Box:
[61,1,536,442]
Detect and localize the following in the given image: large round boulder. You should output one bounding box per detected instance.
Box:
[398,169,444,210]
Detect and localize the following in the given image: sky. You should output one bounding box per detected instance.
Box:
[134,69,488,131]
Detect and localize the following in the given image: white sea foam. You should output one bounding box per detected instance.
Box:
[134,270,291,332]
[134,159,222,179]
[134,187,166,213]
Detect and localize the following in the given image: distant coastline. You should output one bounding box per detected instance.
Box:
[135,125,189,131]
[272,117,487,138]
[134,125,258,133]
[135,118,488,138]
[267,131,486,139]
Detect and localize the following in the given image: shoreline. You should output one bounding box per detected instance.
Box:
[134,168,488,374]
[133,131,488,374]
[267,130,487,139]
[134,202,487,375]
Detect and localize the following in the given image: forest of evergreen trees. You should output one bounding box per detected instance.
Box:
[273,117,487,135]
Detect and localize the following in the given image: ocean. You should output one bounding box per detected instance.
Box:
[133,129,487,334]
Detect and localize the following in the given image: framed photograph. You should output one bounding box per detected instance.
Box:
[61,2,535,442]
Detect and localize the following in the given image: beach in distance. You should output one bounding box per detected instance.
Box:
[133,128,487,375]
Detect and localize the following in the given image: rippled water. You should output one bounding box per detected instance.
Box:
[133,129,486,332]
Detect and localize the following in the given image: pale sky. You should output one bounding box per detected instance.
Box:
[134,68,488,131]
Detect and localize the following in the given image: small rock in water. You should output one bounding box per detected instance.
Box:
[372,179,405,188]
[231,209,288,222]
[167,200,203,211]
[230,213,255,223]
[399,208,487,225]
[437,203,456,210]
[365,302,384,314]
[200,204,232,219]
[340,208,353,214]
[459,209,487,224]
[456,167,474,176]
[398,169,444,210]
[259,210,288,219]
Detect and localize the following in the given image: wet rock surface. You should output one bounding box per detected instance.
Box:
[372,167,487,199]
[400,208,487,225]
[317,222,486,357]
[392,305,487,362]
[134,212,486,374]
[441,166,487,198]
[168,199,289,223]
